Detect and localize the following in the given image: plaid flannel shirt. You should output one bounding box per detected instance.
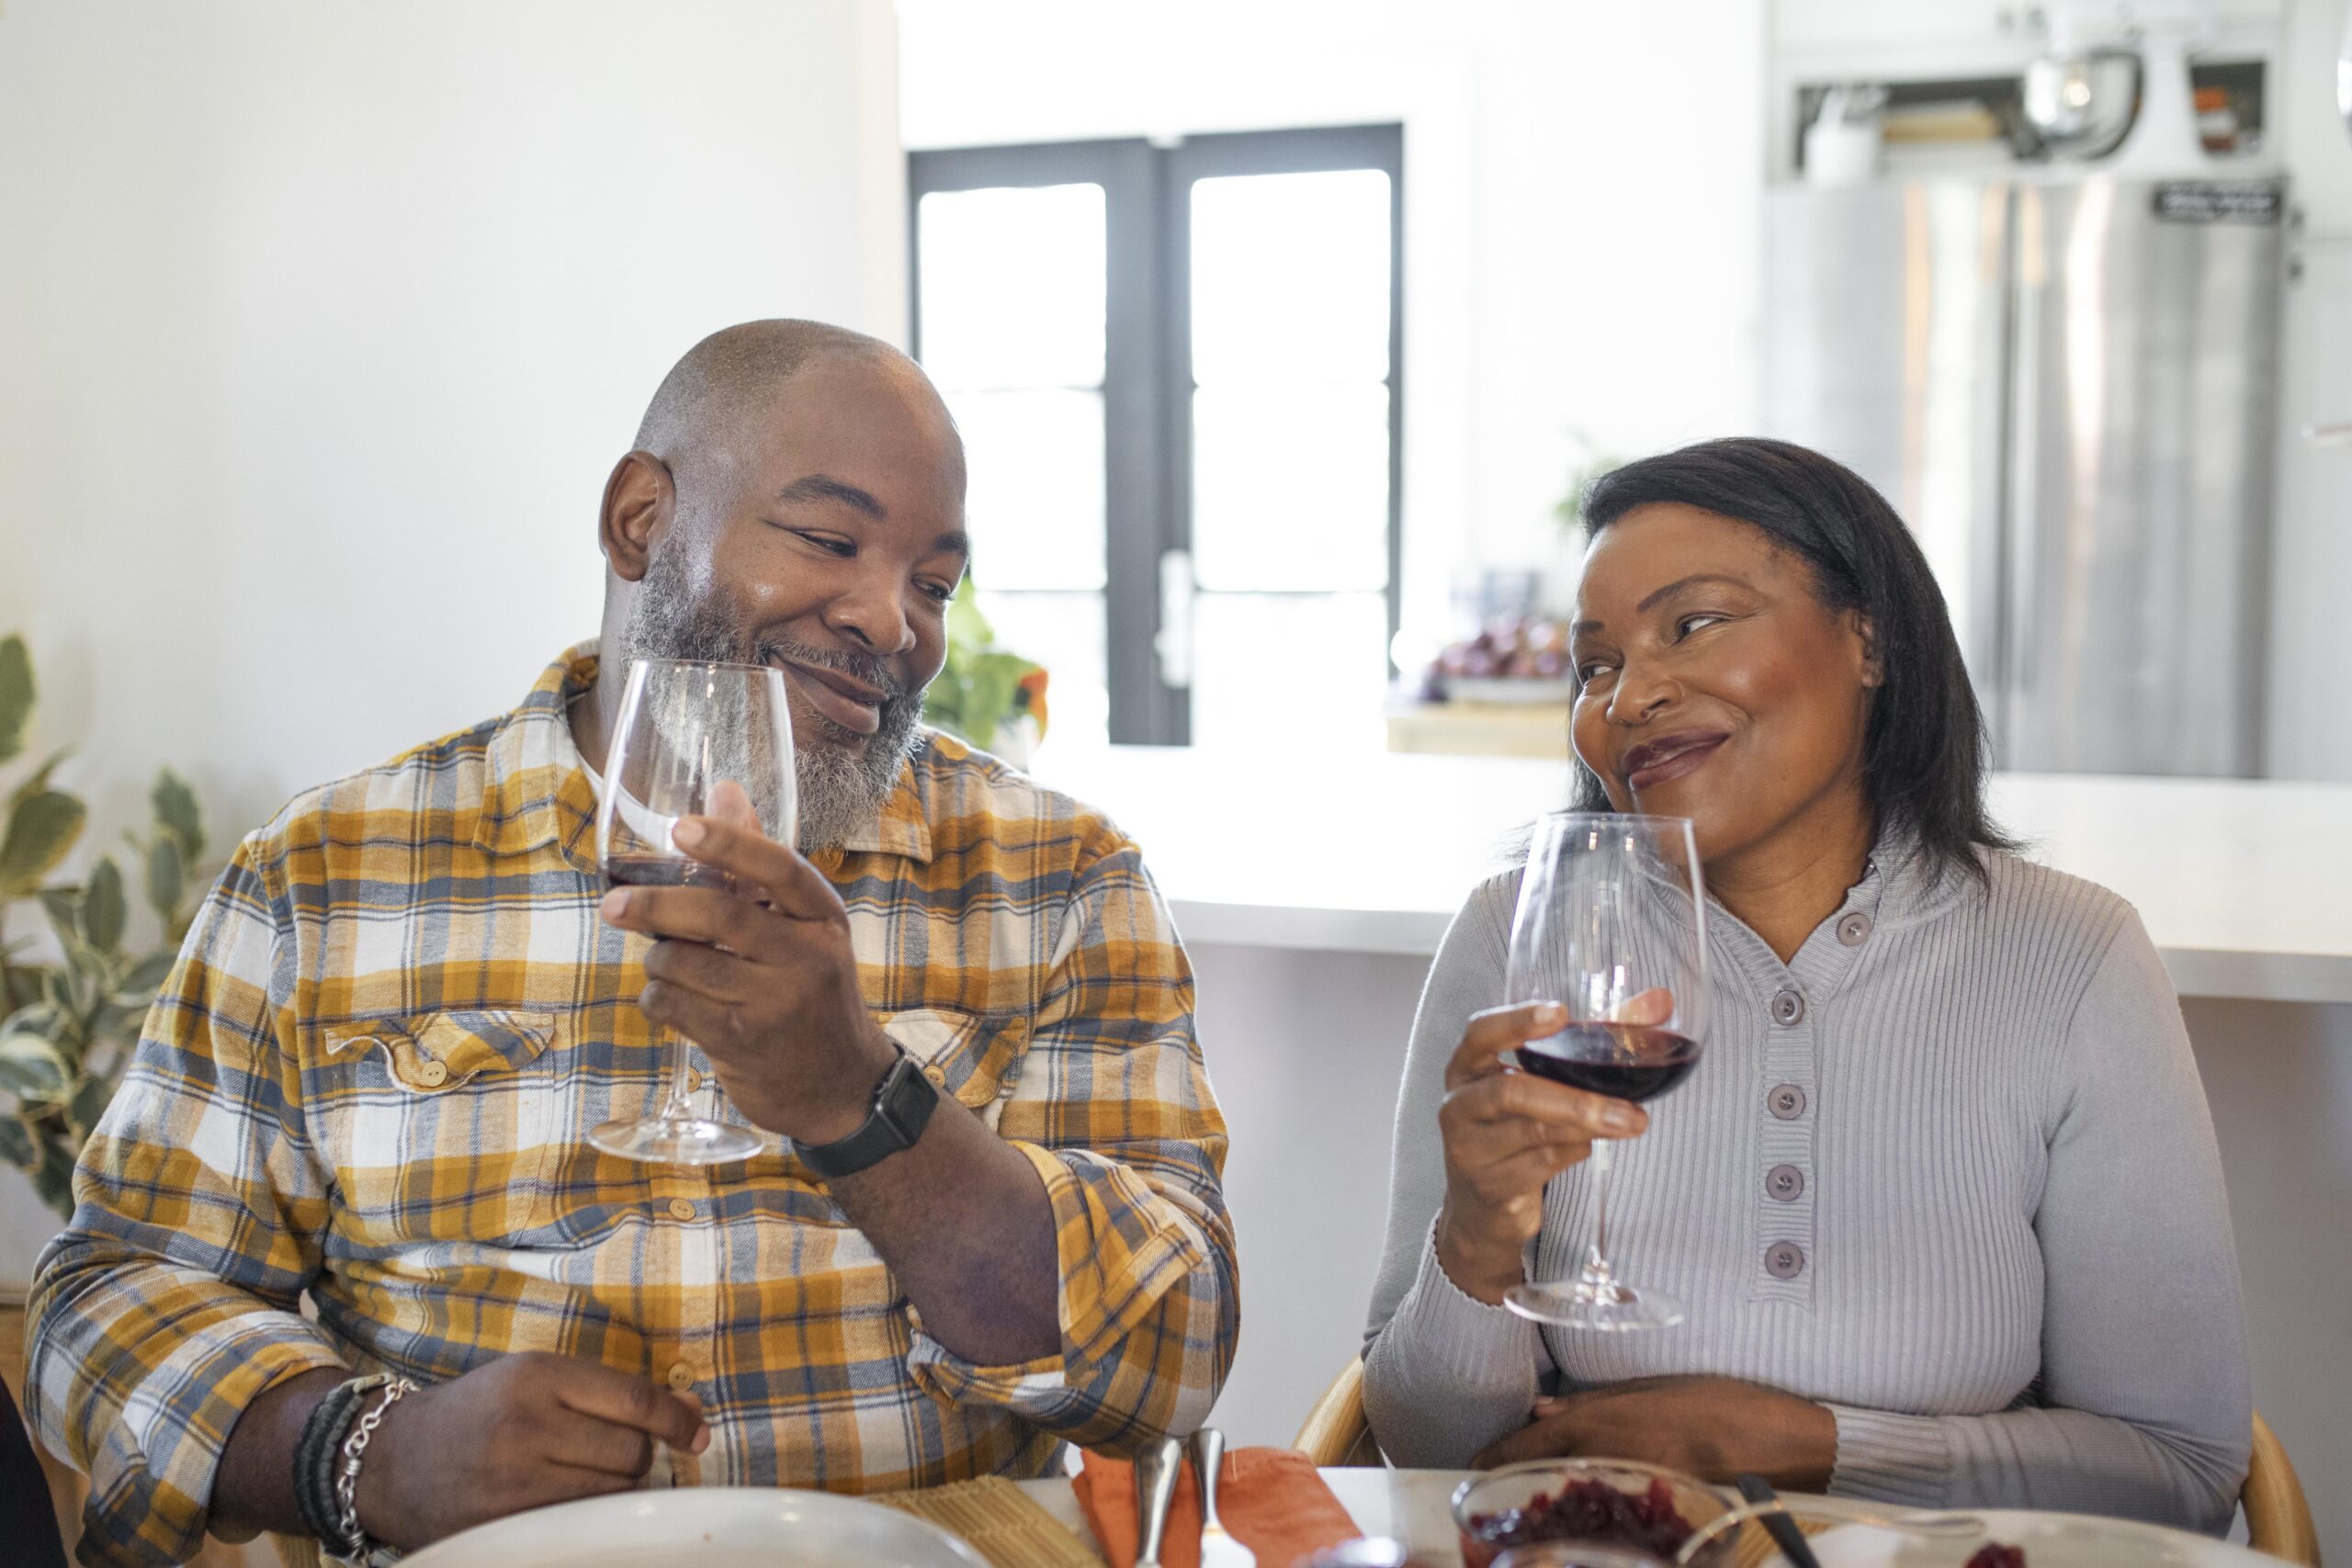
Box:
[28,645,1237,1568]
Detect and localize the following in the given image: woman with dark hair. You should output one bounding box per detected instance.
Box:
[1362,439,2249,1528]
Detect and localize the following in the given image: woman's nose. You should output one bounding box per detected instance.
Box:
[1607,656,1679,724]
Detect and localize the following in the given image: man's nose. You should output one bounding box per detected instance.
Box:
[824,569,916,657]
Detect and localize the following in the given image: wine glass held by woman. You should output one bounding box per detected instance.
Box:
[1362,439,2250,1529]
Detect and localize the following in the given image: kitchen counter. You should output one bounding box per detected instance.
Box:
[1041,749,2352,1005]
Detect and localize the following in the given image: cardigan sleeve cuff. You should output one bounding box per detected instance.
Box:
[1825,1403,1952,1508]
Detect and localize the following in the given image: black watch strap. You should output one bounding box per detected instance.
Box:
[796,1049,940,1179]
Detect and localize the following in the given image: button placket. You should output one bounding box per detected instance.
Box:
[1752,969,1817,1304]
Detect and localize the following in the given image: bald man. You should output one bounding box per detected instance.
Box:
[28,321,1238,1566]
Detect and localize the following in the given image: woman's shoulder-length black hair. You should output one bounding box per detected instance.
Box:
[1571,435,2015,884]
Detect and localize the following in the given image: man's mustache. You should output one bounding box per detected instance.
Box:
[758,637,915,706]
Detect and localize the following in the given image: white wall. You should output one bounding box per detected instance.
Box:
[0,0,903,1280]
[897,0,1768,644]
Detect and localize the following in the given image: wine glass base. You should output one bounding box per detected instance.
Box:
[589,1115,763,1166]
[1504,1278,1687,1332]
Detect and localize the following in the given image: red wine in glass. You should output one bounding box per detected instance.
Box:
[1518,1024,1700,1102]
[601,854,732,892]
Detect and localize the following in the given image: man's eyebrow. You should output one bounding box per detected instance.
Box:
[776,474,885,519]
[931,529,972,558]
[1573,573,1754,635]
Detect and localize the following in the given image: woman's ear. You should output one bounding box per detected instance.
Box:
[1847,609,1884,689]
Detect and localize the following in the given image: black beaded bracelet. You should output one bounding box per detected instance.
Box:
[294,1376,382,1549]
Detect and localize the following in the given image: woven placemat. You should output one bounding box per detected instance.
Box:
[879,1474,1109,1568]
[1733,1513,1838,1568]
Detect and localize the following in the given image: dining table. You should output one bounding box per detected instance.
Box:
[1014,1467,1520,1566]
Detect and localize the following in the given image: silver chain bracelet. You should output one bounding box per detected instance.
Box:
[333,1375,419,1560]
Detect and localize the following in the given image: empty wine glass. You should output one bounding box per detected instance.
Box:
[590,657,796,1165]
[1503,811,1708,1331]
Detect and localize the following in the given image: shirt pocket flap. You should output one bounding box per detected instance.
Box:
[324,1010,556,1092]
[878,1006,1028,1110]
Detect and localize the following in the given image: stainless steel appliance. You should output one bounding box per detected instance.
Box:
[1762,175,2283,776]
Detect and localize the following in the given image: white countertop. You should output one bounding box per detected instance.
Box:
[1038,749,2352,1005]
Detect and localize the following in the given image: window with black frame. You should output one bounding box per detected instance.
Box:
[910,124,1402,750]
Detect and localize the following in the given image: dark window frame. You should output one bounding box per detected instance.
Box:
[910,124,1403,746]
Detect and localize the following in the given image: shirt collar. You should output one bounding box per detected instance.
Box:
[473,642,603,872]
[475,641,935,871]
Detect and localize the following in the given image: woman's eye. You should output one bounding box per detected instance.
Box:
[1676,612,1726,637]
[1576,660,1616,685]
[917,581,956,605]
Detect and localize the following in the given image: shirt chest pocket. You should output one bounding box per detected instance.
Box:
[317,1009,562,1243]
[876,1006,1029,1128]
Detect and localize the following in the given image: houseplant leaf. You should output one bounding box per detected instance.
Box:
[144,834,185,923]
[0,635,31,766]
[0,1115,34,1171]
[8,748,70,815]
[82,854,127,953]
[115,952,176,1008]
[152,769,205,863]
[0,1031,72,1105]
[1,789,87,897]
[32,1130,76,1217]
[68,1073,116,1138]
[1,1001,65,1042]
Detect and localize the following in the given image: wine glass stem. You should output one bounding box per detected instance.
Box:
[1583,1137,1617,1290]
[661,1036,698,1121]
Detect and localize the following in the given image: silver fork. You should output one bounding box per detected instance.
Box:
[1190,1427,1257,1568]
[1134,1435,1184,1568]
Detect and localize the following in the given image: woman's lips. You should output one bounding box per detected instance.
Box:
[1624,733,1728,793]
[780,662,884,736]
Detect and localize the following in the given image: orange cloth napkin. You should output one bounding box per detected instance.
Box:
[1074,1447,1364,1568]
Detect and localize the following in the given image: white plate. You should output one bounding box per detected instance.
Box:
[1810,1508,2278,1568]
[401,1487,992,1568]
[1443,677,1577,705]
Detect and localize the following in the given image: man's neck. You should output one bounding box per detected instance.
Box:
[568,672,615,776]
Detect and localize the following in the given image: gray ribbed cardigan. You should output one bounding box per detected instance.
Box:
[1361,840,2251,1531]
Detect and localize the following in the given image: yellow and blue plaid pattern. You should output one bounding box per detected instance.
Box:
[28,645,1237,1568]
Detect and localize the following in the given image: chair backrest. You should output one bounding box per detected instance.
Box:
[1292,1354,1380,1467]
[1,1374,71,1568]
[2244,1411,2320,1566]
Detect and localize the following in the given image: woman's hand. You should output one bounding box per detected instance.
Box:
[1433,1000,1650,1304]
[1473,1375,1838,1492]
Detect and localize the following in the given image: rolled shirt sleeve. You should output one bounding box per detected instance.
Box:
[905,830,1238,1452]
[28,837,349,1568]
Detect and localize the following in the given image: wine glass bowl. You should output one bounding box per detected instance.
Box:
[589,657,797,1166]
[1502,811,1708,1332]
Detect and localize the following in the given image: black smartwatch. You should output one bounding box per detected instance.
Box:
[796,1048,940,1179]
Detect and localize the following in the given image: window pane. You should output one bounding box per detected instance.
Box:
[1188,592,1389,755]
[1192,383,1389,592]
[950,388,1106,592]
[1191,169,1391,386]
[918,184,1105,389]
[968,588,1108,754]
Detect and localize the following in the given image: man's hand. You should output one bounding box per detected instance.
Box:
[1472,1375,1837,1492]
[599,784,897,1145]
[352,1353,708,1551]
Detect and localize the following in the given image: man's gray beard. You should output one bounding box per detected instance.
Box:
[615,543,924,854]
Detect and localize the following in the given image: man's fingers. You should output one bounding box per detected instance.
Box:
[600,885,793,962]
[538,1411,656,1479]
[549,1364,710,1452]
[705,779,762,832]
[672,813,842,922]
[1445,1002,1567,1089]
[641,939,777,1006]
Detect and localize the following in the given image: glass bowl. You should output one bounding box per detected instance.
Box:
[1451,1459,1736,1568]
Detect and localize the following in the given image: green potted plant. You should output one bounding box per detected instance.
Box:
[921,592,1050,767]
[0,635,213,1220]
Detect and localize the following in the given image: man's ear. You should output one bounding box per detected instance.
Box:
[600,450,675,584]
[1848,608,1884,689]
